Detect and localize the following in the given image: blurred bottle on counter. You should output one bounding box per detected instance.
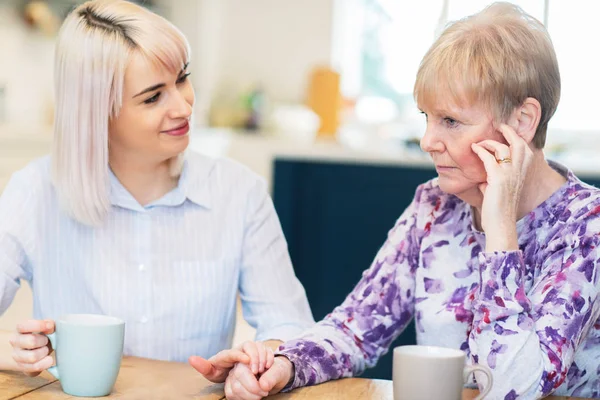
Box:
[306,66,341,139]
[243,86,266,131]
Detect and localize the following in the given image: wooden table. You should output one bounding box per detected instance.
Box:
[0,357,590,399]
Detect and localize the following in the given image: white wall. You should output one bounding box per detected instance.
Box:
[0,6,55,128]
[170,0,335,120]
[0,1,336,128]
[215,0,335,103]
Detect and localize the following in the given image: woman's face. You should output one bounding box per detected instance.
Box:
[109,52,194,164]
[419,100,506,199]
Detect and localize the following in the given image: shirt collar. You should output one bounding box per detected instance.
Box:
[109,151,214,211]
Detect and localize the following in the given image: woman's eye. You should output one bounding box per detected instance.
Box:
[177,72,191,84]
[444,117,459,128]
[144,92,161,104]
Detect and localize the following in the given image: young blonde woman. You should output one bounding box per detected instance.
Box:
[222,3,600,399]
[0,0,313,383]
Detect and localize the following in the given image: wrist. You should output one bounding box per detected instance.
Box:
[275,355,295,388]
[484,223,518,252]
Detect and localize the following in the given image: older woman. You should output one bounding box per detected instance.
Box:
[0,0,313,380]
[220,3,600,399]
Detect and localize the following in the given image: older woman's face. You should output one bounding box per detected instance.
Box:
[419,100,505,199]
[109,52,194,164]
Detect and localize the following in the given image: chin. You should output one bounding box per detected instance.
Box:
[437,176,472,196]
[164,136,190,155]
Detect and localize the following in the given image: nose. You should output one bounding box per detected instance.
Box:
[420,124,444,153]
[168,89,193,120]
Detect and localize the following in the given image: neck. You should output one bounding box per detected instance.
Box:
[109,154,180,206]
[468,151,566,228]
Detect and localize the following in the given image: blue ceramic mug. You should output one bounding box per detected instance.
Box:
[46,314,125,397]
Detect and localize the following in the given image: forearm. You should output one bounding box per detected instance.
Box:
[484,222,519,252]
[0,330,19,371]
[470,251,569,398]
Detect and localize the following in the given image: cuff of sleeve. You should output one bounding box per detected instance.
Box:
[476,250,531,312]
[274,345,313,391]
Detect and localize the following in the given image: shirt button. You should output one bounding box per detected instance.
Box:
[140,316,148,323]
[138,264,145,271]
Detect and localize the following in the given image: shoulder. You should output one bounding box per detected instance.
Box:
[186,150,264,188]
[2,155,52,198]
[184,151,267,209]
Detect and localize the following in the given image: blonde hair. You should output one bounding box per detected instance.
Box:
[414,2,560,148]
[52,0,190,226]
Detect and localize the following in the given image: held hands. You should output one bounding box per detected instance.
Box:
[471,124,534,251]
[224,355,293,400]
[189,341,293,400]
[9,319,55,376]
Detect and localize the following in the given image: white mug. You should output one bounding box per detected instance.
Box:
[393,345,493,400]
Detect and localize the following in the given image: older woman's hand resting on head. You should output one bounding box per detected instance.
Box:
[222,3,600,400]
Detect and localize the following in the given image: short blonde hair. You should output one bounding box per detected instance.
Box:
[52,0,190,226]
[414,2,560,148]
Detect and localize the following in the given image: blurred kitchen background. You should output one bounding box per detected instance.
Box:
[1,0,599,378]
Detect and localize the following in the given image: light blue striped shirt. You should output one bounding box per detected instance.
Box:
[0,151,314,361]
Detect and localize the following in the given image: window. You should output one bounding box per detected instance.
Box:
[333,0,600,138]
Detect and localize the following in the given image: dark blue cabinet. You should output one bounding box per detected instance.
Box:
[272,158,437,380]
[272,157,600,380]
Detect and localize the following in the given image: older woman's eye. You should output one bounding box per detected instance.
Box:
[443,117,459,128]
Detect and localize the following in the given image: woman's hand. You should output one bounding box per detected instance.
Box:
[9,319,55,376]
[189,340,273,383]
[189,347,250,383]
[471,123,534,251]
[224,355,294,400]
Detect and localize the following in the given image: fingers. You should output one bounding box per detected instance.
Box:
[476,140,511,161]
[496,124,532,164]
[266,347,274,370]
[496,123,520,146]
[241,341,271,374]
[10,320,55,377]
[225,377,264,400]
[241,342,260,375]
[10,333,49,350]
[16,320,54,335]
[13,345,50,364]
[471,143,499,173]
[225,378,264,400]
[14,355,54,376]
[258,357,293,395]
[211,349,250,369]
[188,355,215,377]
[188,350,251,384]
[230,363,269,398]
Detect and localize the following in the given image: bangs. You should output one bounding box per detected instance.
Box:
[139,28,189,74]
[413,26,518,124]
[414,39,495,116]
[128,12,190,74]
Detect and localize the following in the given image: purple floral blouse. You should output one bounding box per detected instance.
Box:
[277,162,600,399]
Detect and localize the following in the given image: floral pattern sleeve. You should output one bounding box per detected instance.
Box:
[275,185,425,390]
[470,215,600,399]
[276,165,600,398]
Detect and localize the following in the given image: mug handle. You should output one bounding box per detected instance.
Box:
[45,333,59,380]
[464,364,493,400]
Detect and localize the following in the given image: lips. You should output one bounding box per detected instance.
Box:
[161,120,190,136]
